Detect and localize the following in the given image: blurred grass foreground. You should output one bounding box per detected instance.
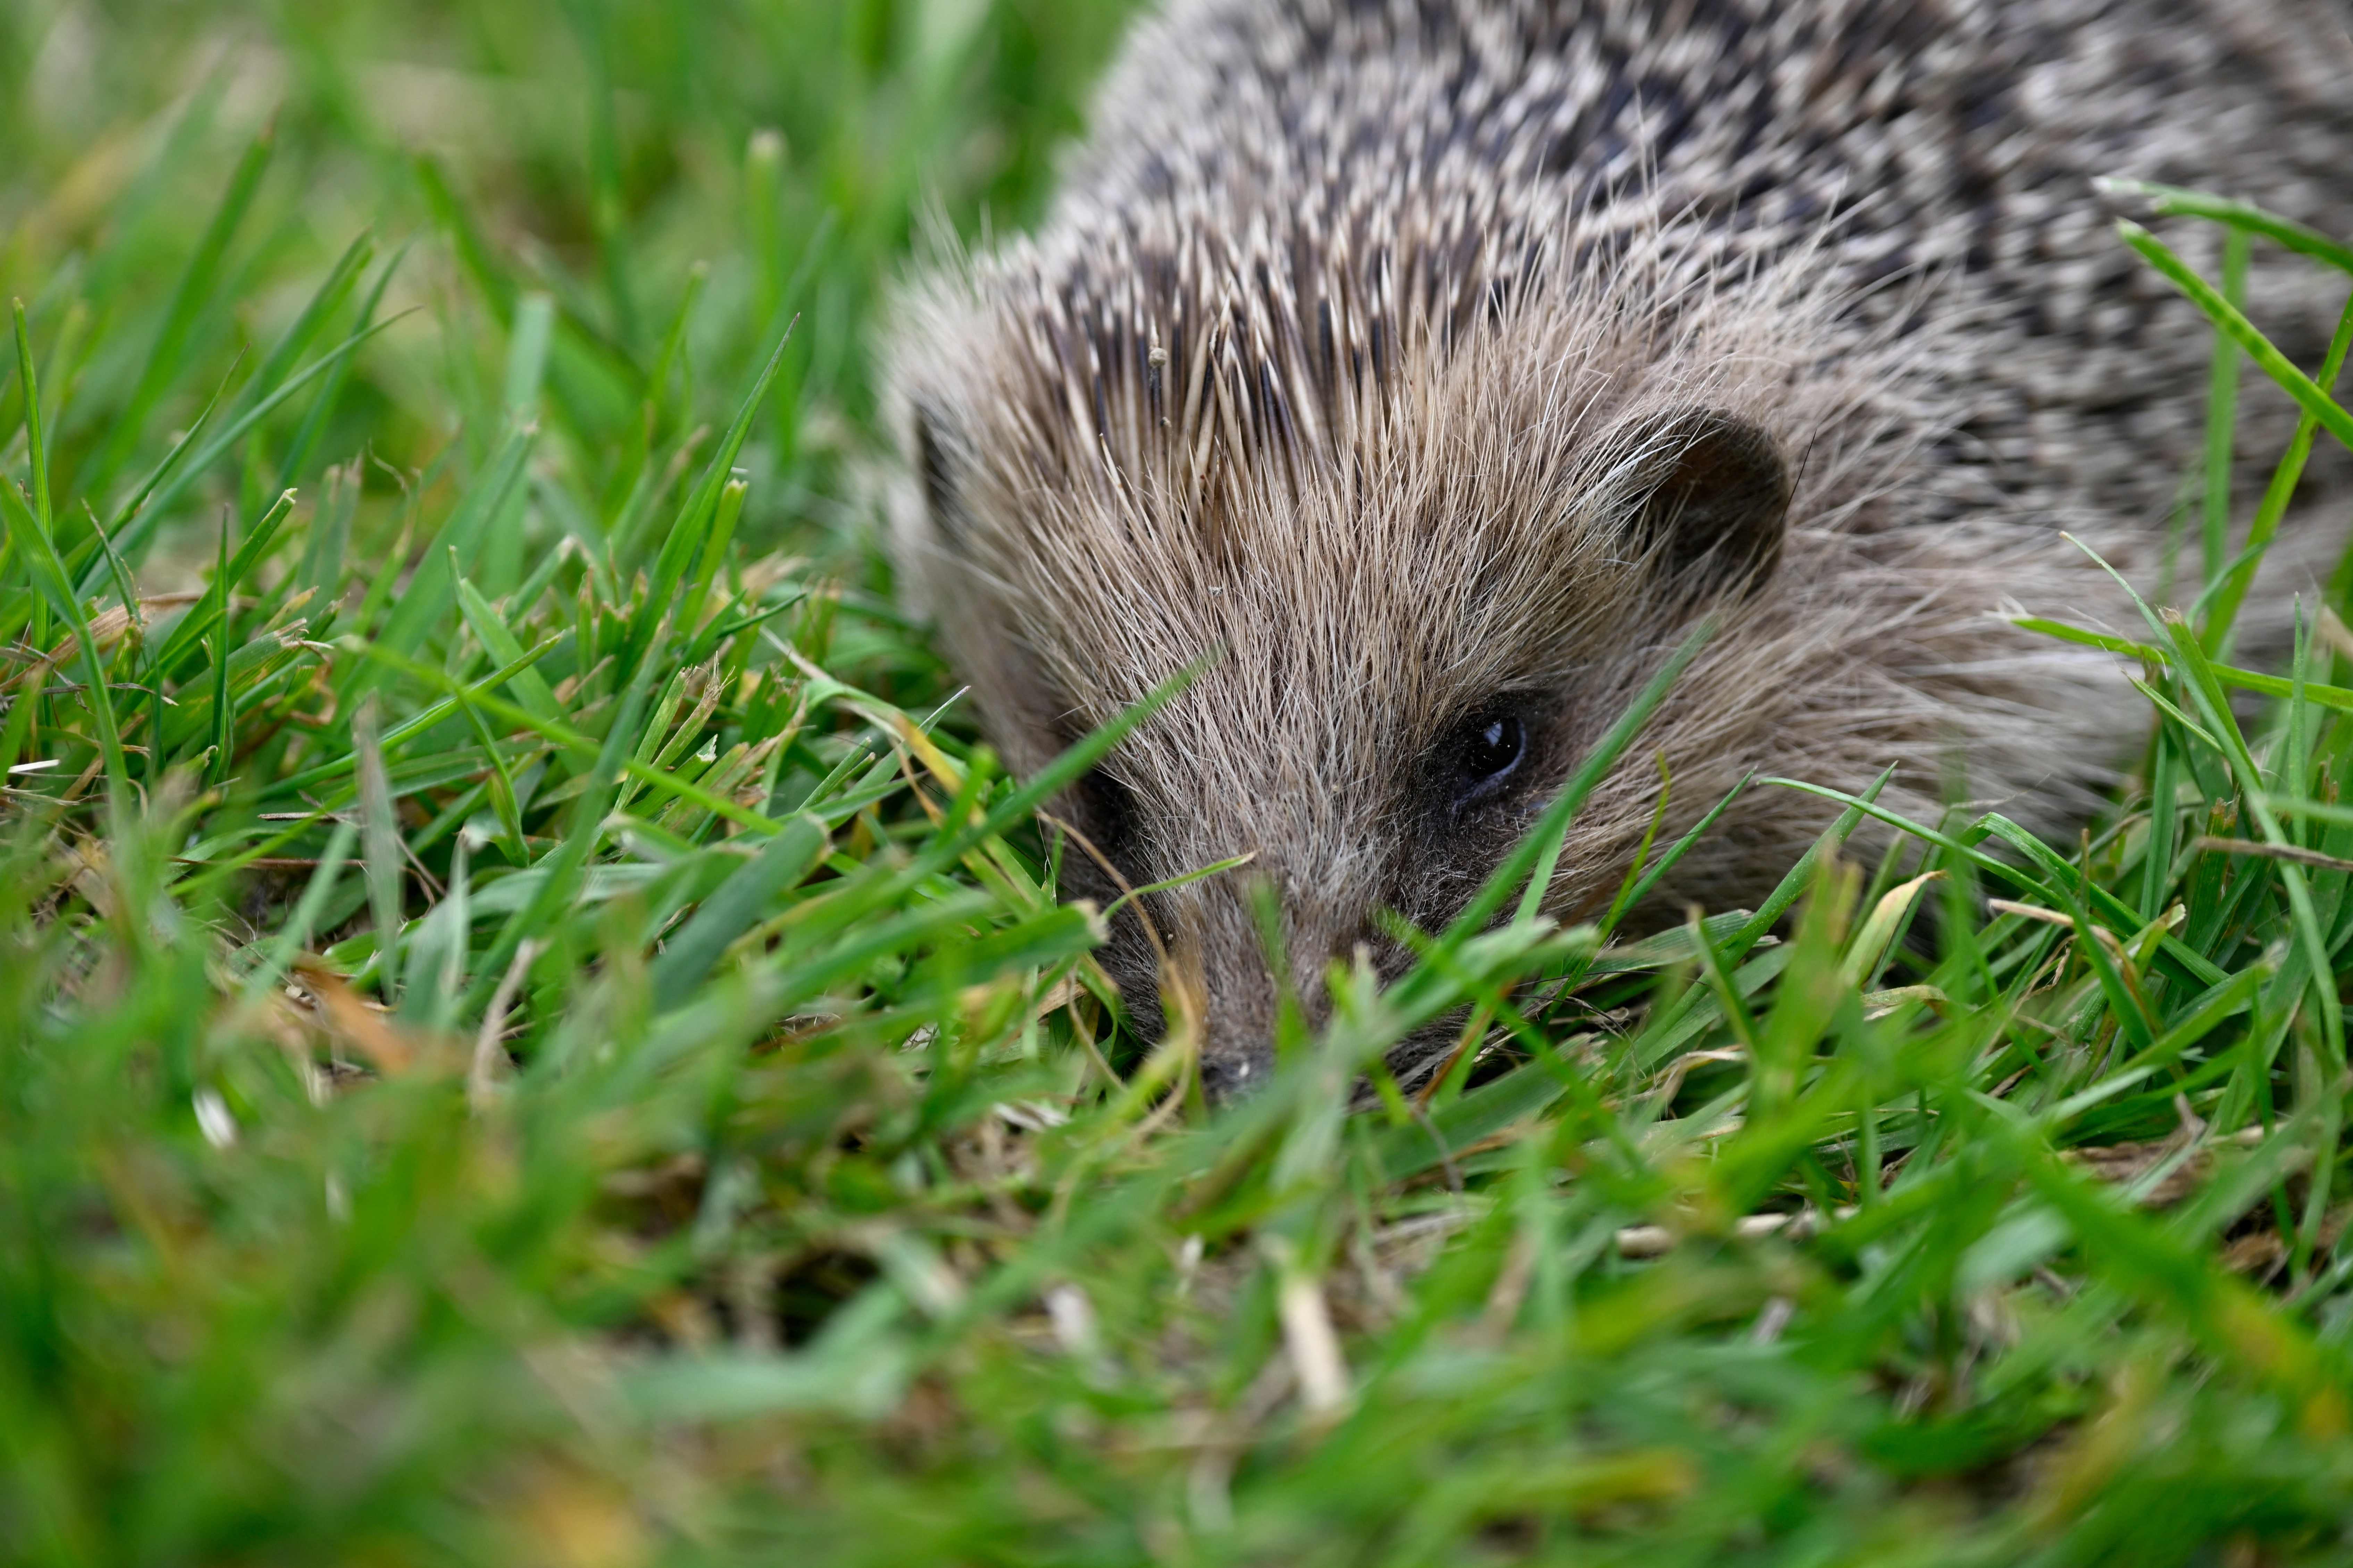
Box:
[15,2,2353,1564]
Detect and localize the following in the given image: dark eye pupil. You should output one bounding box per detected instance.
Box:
[1462,714,1523,786]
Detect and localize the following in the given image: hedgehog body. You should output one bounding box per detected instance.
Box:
[888,0,2353,1093]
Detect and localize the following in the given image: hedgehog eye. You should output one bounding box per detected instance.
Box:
[1075,764,1138,859]
[1451,711,1525,806]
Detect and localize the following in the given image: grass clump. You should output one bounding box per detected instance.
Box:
[10,4,2353,1563]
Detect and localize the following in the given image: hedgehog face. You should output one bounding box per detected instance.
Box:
[896,320,1795,1094]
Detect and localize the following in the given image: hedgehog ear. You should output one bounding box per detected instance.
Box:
[912,402,967,547]
[1624,408,1791,600]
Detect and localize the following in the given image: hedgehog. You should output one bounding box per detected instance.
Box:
[885,0,2353,1096]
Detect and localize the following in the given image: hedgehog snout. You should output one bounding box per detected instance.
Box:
[1176,872,1408,1103]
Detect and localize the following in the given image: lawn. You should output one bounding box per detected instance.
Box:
[8,3,2353,1564]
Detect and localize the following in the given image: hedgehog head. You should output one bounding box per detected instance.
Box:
[884,228,1852,1093]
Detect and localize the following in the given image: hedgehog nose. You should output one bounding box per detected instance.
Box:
[1188,963,1283,1104]
[1189,965,1282,1104]
[1197,1051,1263,1102]
[1195,958,1335,1103]
[1171,879,1347,1102]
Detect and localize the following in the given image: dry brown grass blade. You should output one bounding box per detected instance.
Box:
[293,959,454,1075]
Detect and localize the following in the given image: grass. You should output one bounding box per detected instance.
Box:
[8,3,2353,1563]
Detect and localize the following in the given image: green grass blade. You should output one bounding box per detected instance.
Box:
[75,120,275,498]
[2162,610,2345,1065]
[2202,286,2353,649]
[2201,228,2250,588]
[0,466,127,805]
[350,425,535,685]
[647,813,830,1010]
[87,311,411,588]
[619,320,795,684]
[2102,178,2353,277]
[12,300,53,657]
[2120,221,2353,457]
